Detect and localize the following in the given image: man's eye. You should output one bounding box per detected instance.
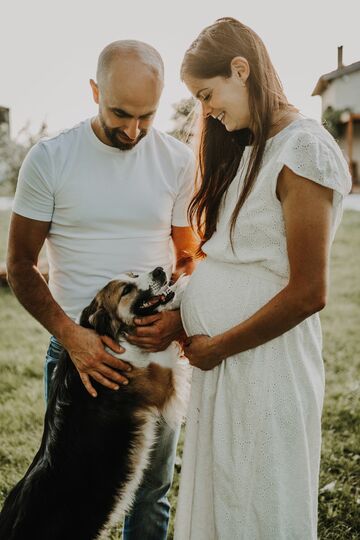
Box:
[122,284,134,296]
[202,94,211,102]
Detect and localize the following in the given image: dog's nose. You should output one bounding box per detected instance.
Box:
[152,267,165,279]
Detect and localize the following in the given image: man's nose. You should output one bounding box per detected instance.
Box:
[124,119,140,140]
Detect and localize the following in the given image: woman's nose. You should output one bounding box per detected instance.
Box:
[201,102,212,118]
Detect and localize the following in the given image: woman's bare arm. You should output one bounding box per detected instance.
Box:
[185,166,334,367]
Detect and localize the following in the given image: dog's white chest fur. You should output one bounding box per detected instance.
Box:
[106,341,181,369]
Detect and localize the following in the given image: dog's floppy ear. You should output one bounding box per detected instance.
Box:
[80,300,112,337]
[88,308,112,336]
[80,298,98,329]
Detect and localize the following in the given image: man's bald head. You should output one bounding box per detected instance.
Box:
[90,40,164,151]
[96,40,164,90]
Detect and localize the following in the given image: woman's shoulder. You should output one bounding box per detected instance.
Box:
[267,116,352,197]
[270,116,338,150]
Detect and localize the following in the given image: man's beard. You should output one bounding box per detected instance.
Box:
[99,115,147,151]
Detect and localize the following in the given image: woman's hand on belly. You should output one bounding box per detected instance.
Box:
[184,334,224,371]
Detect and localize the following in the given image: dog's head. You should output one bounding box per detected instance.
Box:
[80,267,175,338]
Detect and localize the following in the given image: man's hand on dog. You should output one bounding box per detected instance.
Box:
[61,325,131,398]
[127,310,184,352]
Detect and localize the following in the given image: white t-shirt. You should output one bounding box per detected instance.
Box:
[13,119,195,319]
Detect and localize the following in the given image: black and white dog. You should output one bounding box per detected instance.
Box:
[0,267,189,540]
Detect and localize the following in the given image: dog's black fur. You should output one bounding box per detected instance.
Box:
[0,273,180,540]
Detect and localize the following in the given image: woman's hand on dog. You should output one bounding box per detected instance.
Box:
[61,325,131,397]
[127,310,185,352]
[183,334,224,371]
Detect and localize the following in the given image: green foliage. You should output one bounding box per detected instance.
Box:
[322,107,351,139]
[0,211,359,539]
[0,209,10,262]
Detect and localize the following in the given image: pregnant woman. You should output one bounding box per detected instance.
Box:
[175,17,352,540]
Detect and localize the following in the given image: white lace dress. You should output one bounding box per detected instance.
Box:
[174,118,352,540]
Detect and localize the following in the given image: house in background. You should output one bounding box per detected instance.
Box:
[312,47,360,187]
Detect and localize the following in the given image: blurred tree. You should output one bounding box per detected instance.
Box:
[168,97,197,144]
[0,121,48,194]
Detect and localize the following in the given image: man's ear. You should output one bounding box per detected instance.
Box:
[90,79,99,104]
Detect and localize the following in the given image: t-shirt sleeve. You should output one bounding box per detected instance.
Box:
[171,151,196,227]
[275,129,352,198]
[12,142,54,221]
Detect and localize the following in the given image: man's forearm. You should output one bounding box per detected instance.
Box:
[7,262,76,342]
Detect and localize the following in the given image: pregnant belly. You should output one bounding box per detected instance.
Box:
[180,258,286,337]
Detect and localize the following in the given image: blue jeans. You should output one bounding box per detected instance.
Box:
[45,336,180,540]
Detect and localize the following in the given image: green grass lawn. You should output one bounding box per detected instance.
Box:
[0,209,11,263]
[0,211,359,539]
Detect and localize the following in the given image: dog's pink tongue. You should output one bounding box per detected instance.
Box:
[148,295,163,305]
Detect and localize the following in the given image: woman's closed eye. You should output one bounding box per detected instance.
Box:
[201,93,212,102]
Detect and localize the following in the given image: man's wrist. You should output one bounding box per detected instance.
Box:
[177,328,188,346]
[173,309,184,331]
[56,317,79,349]
[170,309,186,342]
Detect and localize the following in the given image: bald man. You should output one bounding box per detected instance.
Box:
[7,40,196,539]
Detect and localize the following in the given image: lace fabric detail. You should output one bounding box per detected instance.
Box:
[276,128,352,196]
[201,118,351,280]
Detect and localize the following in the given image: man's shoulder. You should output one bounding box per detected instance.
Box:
[150,128,194,162]
[36,119,88,155]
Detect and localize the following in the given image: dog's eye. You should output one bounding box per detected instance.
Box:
[122,284,134,296]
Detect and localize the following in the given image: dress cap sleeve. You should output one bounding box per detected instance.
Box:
[276,129,352,197]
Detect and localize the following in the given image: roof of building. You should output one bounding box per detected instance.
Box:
[312,60,360,96]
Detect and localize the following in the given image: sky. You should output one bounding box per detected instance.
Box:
[1,0,359,139]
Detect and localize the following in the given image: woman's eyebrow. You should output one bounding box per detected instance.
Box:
[196,88,209,98]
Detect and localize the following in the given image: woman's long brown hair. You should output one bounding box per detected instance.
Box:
[181,17,294,255]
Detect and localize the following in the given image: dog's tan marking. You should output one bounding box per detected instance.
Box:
[126,364,175,409]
